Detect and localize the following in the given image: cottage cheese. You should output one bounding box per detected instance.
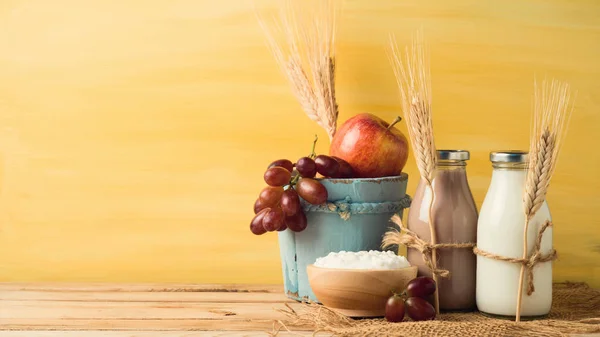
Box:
[313,250,410,270]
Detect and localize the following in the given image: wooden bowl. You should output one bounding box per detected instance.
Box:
[306,264,418,317]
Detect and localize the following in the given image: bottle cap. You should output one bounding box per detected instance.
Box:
[490,151,529,163]
[437,150,470,161]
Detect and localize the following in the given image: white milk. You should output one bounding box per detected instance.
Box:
[477,152,553,317]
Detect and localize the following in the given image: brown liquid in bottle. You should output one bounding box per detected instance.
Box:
[407,157,478,310]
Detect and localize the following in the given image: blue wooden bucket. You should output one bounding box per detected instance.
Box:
[277,173,411,302]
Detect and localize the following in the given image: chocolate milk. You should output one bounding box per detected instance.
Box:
[407,151,478,310]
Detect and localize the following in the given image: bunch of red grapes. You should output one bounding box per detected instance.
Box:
[250,147,354,235]
[385,276,437,322]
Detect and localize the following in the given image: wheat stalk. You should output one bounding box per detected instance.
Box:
[523,129,555,219]
[515,78,574,322]
[388,31,440,314]
[388,32,436,185]
[523,79,572,219]
[257,0,339,140]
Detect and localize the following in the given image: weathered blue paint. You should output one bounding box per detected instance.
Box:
[277,174,410,302]
[277,229,298,298]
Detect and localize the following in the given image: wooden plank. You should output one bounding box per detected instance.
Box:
[1,320,598,336]
[0,283,284,293]
[1,283,596,335]
[0,332,319,337]
[0,300,299,320]
[1,332,596,337]
[0,283,305,332]
[0,290,293,303]
[0,318,308,332]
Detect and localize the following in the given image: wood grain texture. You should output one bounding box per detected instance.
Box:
[0,283,598,336]
[1,333,316,337]
[0,283,306,332]
[0,0,598,286]
[0,334,596,337]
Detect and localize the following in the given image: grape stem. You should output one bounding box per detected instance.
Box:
[288,135,318,187]
[289,173,300,187]
[387,116,402,131]
[390,289,407,298]
[309,134,318,159]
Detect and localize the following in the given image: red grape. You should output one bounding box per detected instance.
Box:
[385,294,405,322]
[263,208,284,232]
[268,159,294,172]
[406,276,437,299]
[405,297,436,321]
[280,189,301,216]
[259,186,283,207]
[277,221,287,231]
[285,210,307,232]
[296,157,317,178]
[253,198,267,214]
[295,178,328,205]
[315,155,339,177]
[331,156,354,178]
[264,167,292,187]
[250,208,269,235]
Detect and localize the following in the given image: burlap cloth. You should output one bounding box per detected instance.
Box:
[272,282,600,337]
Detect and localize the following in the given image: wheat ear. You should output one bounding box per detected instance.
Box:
[515,78,573,322]
[388,31,439,314]
[388,32,436,185]
[257,0,339,140]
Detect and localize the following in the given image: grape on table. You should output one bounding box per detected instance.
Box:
[385,294,406,322]
[405,297,436,321]
[384,276,437,323]
[406,276,437,298]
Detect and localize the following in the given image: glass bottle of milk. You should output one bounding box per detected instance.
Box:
[408,150,478,311]
[476,151,552,317]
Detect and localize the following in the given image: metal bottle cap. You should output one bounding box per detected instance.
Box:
[489,151,529,163]
[437,150,470,161]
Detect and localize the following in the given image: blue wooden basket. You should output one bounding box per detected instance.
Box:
[277,173,411,302]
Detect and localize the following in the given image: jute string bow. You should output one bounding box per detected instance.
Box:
[473,220,557,296]
[389,215,475,278]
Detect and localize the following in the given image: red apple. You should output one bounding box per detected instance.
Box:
[329,113,409,178]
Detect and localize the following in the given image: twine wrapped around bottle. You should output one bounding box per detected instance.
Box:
[385,215,476,278]
[473,220,557,296]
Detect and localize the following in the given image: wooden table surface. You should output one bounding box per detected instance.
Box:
[1,283,597,337]
[0,283,309,336]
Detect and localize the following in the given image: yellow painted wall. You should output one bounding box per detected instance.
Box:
[0,0,598,286]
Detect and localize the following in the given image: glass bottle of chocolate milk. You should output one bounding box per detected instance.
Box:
[407,150,478,310]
